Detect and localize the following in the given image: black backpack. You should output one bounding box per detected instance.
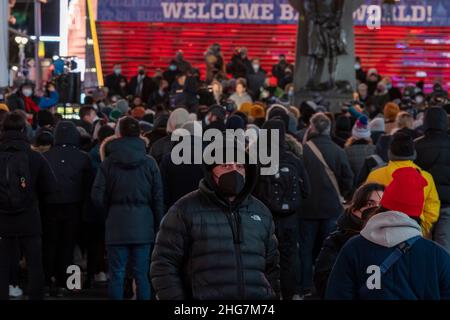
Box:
[255,159,303,216]
[0,147,33,215]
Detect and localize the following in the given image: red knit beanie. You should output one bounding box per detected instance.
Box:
[380,167,428,218]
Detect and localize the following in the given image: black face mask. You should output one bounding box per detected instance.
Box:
[215,171,245,197]
[138,70,145,75]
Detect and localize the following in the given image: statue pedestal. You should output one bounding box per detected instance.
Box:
[289,0,363,112]
[296,90,353,114]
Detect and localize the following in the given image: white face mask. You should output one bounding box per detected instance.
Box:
[252,64,260,72]
[354,63,361,70]
[415,96,424,104]
[22,89,32,97]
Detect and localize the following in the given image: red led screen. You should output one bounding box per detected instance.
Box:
[97,22,450,91]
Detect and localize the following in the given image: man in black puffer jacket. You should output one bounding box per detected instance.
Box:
[92,117,164,300]
[42,121,93,294]
[151,135,280,300]
[415,107,450,253]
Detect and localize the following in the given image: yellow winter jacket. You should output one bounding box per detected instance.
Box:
[366,161,440,238]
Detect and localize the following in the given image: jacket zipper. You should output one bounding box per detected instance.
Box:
[230,208,245,299]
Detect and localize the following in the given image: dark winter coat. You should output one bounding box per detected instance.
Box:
[129,75,158,103]
[151,160,280,300]
[91,137,164,245]
[326,211,450,300]
[226,54,252,79]
[314,212,363,298]
[150,135,174,165]
[43,121,93,205]
[104,73,128,97]
[345,141,376,184]
[0,131,57,236]
[415,107,450,207]
[302,134,354,219]
[247,69,267,100]
[159,138,204,210]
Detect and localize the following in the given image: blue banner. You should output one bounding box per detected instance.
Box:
[97,0,449,27]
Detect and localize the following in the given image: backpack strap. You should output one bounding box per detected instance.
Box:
[306,141,343,202]
[379,236,421,274]
[359,236,421,297]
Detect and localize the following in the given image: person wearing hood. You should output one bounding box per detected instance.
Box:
[144,113,169,151]
[150,108,190,164]
[314,183,384,299]
[253,119,310,300]
[367,132,440,238]
[151,134,280,300]
[91,117,164,300]
[266,104,303,158]
[415,107,450,252]
[326,167,450,300]
[42,121,94,296]
[0,112,58,300]
[300,113,354,297]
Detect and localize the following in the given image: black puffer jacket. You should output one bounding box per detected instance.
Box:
[415,107,450,207]
[43,121,93,205]
[0,131,57,236]
[313,212,363,299]
[91,137,164,245]
[151,161,280,300]
[302,134,354,219]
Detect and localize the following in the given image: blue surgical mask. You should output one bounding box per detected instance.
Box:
[114,69,121,75]
[169,65,177,71]
[386,83,392,90]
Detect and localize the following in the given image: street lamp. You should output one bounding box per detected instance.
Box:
[14,36,29,77]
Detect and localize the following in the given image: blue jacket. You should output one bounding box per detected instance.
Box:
[326,211,450,300]
[39,91,59,109]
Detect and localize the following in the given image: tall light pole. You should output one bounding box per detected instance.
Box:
[34,0,42,90]
[0,1,9,88]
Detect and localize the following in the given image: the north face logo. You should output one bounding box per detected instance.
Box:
[250,215,262,222]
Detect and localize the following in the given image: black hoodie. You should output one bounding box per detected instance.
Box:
[0,131,57,236]
[43,121,93,206]
[151,138,280,300]
[415,107,450,207]
[313,211,364,299]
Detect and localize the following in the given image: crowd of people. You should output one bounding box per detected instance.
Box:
[0,45,450,300]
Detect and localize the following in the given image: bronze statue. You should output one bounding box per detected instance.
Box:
[299,0,348,90]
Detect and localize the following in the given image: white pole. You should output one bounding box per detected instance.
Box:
[59,0,69,57]
[34,0,42,90]
[0,0,9,88]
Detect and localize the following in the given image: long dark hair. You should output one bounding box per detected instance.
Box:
[347,183,385,214]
